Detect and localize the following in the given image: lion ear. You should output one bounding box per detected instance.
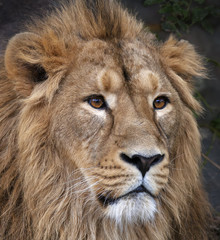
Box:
[4,32,49,97]
[160,36,206,113]
[160,35,206,79]
[5,32,70,97]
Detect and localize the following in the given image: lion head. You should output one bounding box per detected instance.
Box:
[0,0,211,239]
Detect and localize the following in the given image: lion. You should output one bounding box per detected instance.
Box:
[0,0,211,239]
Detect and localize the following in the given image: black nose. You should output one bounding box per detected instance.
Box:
[120,153,164,177]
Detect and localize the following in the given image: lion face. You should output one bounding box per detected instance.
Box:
[50,39,181,223]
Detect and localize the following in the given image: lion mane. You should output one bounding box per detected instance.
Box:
[0,0,211,239]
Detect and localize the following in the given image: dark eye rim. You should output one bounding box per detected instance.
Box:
[85,95,107,110]
[153,96,170,110]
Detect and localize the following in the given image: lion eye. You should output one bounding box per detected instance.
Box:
[88,95,106,109]
[153,96,169,110]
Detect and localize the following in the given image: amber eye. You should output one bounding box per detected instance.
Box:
[88,95,106,109]
[153,96,169,110]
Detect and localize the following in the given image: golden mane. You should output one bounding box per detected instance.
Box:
[29,0,145,40]
[0,1,211,239]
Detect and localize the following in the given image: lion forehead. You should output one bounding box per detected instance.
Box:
[97,68,123,93]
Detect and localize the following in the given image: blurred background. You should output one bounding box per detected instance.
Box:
[0,0,219,237]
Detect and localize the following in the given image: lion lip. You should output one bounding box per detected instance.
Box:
[98,185,155,206]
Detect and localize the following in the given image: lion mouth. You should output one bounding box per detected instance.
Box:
[98,185,155,206]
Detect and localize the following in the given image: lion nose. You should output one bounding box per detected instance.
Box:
[120,153,164,177]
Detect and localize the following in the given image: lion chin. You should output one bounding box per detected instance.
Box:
[0,0,212,240]
[103,192,157,224]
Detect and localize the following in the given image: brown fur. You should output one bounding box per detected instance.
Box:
[0,0,211,239]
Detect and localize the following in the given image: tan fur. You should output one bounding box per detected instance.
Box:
[0,0,211,239]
